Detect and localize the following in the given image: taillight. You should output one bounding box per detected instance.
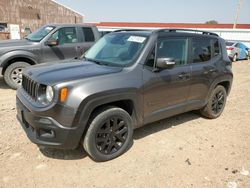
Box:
[227,47,234,51]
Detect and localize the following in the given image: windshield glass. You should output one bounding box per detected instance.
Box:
[85,33,148,67]
[26,26,55,42]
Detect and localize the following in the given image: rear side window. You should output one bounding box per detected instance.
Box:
[82,27,95,42]
[192,38,221,63]
[192,38,212,63]
[226,42,234,46]
[212,39,220,57]
[235,43,240,48]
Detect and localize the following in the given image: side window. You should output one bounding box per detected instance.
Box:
[82,27,95,42]
[192,38,211,63]
[24,27,32,36]
[212,39,220,57]
[50,27,78,45]
[157,38,188,66]
[145,47,156,68]
[235,43,240,48]
[240,43,246,49]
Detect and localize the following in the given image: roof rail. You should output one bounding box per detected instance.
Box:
[112,29,152,33]
[155,28,219,36]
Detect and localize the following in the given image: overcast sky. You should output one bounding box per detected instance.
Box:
[55,0,250,24]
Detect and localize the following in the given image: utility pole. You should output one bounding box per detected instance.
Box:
[233,0,243,29]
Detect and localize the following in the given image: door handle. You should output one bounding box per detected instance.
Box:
[178,72,190,79]
[208,68,217,73]
[203,66,218,74]
[204,68,217,75]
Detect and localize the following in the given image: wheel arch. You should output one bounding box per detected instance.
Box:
[216,81,231,94]
[207,76,233,102]
[72,91,142,143]
[1,52,37,75]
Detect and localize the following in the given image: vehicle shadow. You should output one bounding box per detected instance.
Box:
[39,146,88,160]
[134,112,201,140]
[0,76,9,89]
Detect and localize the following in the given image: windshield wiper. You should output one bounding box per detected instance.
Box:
[84,58,109,66]
[25,37,31,41]
[25,37,39,42]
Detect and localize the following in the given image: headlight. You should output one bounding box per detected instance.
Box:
[37,85,54,105]
[46,86,54,103]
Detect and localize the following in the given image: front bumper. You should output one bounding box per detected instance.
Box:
[16,96,81,149]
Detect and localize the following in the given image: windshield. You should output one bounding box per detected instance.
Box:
[85,33,148,67]
[26,26,56,42]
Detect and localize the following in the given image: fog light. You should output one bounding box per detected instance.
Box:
[39,129,55,139]
[38,118,52,125]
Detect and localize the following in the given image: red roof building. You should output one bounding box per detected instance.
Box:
[92,22,250,29]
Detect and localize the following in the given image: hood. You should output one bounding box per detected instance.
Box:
[0,39,34,48]
[24,61,123,85]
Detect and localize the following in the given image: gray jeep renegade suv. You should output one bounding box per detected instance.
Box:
[16,29,233,161]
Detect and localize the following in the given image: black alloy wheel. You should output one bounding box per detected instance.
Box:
[95,116,128,155]
[211,91,225,115]
[83,106,133,162]
[200,85,227,119]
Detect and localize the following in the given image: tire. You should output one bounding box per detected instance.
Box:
[246,53,250,60]
[232,54,237,62]
[3,62,30,89]
[83,106,133,162]
[200,85,227,119]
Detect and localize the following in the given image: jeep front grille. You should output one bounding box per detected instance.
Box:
[22,75,39,100]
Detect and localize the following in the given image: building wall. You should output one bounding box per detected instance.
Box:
[0,0,83,38]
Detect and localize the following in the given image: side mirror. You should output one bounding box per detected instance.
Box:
[45,39,58,46]
[246,47,249,51]
[156,58,175,69]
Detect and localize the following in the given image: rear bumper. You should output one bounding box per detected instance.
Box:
[16,97,81,149]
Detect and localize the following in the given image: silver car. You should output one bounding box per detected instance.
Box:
[226,41,249,62]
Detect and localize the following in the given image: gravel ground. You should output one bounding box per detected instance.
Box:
[0,60,250,188]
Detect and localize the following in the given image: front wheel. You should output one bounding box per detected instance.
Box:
[83,107,133,162]
[3,62,30,89]
[200,85,227,119]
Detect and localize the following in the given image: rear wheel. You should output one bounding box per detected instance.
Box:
[232,54,237,62]
[246,53,250,60]
[200,85,227,119]
[83,106,133,162]
[4,62,30,89]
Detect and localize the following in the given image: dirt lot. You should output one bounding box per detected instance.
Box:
[0,60,250,188]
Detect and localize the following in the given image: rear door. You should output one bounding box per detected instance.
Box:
[186,37,221,111]
[76,27,97,57]
[42,27,80,63]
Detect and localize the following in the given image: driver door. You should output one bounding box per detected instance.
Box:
[143,37,191,124]
[41,27,80,63]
